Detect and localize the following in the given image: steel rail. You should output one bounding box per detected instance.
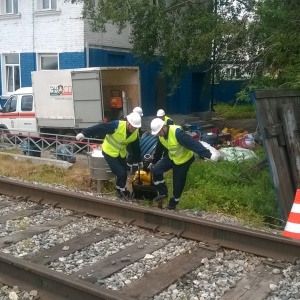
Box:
[0,177,299,263]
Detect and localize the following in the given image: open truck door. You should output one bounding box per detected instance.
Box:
[71,69,104,128]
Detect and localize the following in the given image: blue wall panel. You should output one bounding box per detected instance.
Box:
[214,80,248,103]
[59,52,86,69]
[139,63,161,116]
[0,60,2,95]
[20,52,36,87]
[88,48,211,116]
[89,48,104,66]
[89,48,135,67]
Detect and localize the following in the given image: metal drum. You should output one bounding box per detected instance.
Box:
[88,150,114,180]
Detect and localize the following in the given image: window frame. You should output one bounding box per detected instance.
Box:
[20,95,33,112]
[40,0,57,10]
[0,0,18,15]
[2,53,20,94]
[37,53,59,70]
[4,95,17,112]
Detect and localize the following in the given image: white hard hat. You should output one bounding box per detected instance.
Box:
[127,112,141,128]
[151,118,164,135]
[133,106,143,117]
[157,109,165,117]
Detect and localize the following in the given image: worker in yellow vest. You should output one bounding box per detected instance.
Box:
[156,109,174,125]
[149,118,218,209]
[76,112,142,199]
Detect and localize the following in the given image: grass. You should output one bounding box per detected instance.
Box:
[0,153,91,190]
[176,152,279,228]
[213,103,256,119]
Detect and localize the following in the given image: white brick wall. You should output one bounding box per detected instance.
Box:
[0,0,131,54]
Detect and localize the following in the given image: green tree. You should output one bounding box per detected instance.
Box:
[252,0,300,88]
[70,0,300,89]
[70,0,255,85]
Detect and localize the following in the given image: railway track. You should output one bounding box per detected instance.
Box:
[0,177,299,300]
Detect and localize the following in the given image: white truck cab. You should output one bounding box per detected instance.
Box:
[0,87,37,135]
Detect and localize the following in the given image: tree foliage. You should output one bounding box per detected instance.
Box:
[70,0,300,89]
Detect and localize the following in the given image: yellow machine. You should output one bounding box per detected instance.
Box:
[131,154,157,199]
[133,170,152,186]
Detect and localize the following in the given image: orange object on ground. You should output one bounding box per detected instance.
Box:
[283,189,300,239]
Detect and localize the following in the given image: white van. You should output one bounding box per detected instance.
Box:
[0,87,37,135]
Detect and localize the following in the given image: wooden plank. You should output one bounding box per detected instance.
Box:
[121,247,216,299]
[0,208,44,223]
[25,228,116,265]
[254,89,300,99]
[74,237,168,283]
[221,264,282,300]
[280,102,300,188]
[254,94,298,220]
[0,216,76,248]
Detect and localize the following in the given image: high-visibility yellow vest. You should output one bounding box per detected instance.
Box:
[159,125,194,165]
[164,115,173,125]
[102,121,138,158]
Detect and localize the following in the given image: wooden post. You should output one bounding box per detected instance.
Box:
[280,102,300,189]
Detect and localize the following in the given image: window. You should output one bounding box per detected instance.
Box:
[21,95,33,111]
[3,54,20,93]
[38,54,58,70]
[39,0,57,10]
[4,95,17,112]
[0,0,18,14]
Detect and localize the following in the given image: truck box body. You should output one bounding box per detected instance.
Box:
[32,69,75,128]
[71,67,140,127]
[0,67,141,135]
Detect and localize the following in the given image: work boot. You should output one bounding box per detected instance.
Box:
[116,189,131,200]
[166,197,178,210]
[153,194,167,202]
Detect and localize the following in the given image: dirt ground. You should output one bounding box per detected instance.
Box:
[210,118,259,133]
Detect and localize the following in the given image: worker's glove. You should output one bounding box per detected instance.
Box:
[138,162,143,169]
[76,133,85,141]
[210,152,220,162]
[148,163,155,170]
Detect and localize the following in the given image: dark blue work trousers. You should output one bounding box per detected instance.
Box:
[103,151,127,192]
[152,155,195,199]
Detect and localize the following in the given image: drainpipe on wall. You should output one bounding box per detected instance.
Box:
[86,42,89,67]
[32,0,36,71]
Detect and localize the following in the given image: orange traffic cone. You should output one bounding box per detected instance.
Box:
[283,189,300,239]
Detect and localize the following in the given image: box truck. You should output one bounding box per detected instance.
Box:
[0,67,141,137]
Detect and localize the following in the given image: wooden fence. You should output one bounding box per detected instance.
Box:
[252,89,300,221]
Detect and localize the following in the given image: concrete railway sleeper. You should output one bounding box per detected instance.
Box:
[0,182,299,299]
